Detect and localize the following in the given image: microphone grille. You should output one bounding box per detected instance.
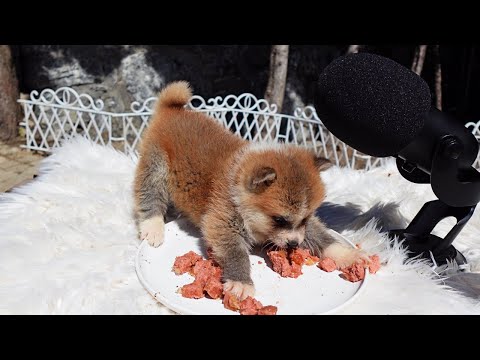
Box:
[315,53,432,157]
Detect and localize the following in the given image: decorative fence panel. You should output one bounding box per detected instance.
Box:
[19,87,480,170]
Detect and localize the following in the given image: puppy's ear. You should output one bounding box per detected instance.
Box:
[247,167,277,192]
[314,156,332,172]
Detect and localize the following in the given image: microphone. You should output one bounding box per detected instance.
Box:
[316,52,432,157]
[314,52,480,265]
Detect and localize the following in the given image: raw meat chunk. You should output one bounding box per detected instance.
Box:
[239,296,263,315]
[318,257,337,272]
[173,251,278,315]
[172,251,202,275]
[223,291,241,311]
[193,259,216,285]
[340,262,366,282]
[290,248,319,266]
[258,306,278,315]
[267,248,319,278]
[180,281,205,299]
[368,255,381,274]
[204,277,223,299]
[268,250,292,277]
[290,262,303,278]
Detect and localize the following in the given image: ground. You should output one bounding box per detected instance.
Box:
[0,138,45,193]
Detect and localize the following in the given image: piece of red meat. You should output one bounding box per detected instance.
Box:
[192,259,217,286]
[172,251,202,275]
[318,253,381,282]
[290,248,319,266]
[268,248,320,278]
[239,296,263,315]
[204,277,223,299]
[340,262,366,282]
[289,262,303,278]
[180,281,205,299]
[223,291,241,311]
[318,257,337,272]
[268,250,292,277]
[368,254,381,274]
[173,252,278,315]
[258,306,278,315]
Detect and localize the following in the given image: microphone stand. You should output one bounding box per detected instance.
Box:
[388,200,475,265]
[389,132,480,265]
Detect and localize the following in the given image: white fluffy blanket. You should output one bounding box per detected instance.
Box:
[1,137,480,314]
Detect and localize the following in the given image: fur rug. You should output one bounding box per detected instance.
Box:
[1,137,480,314]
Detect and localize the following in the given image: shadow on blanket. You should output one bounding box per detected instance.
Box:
[317,201,408,233]
[317,201,480,299]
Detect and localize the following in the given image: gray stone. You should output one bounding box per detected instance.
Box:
[120,49,164,103]
[17,45,346,115]
[42,55,95,87]
[16,45,354,149]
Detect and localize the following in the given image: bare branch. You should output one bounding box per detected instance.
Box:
[0,45,21,143]
[347,45,361,54]
[264,45,289,113]
[433,45,442,110]
[411,45,428,75]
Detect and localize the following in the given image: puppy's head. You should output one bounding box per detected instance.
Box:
[233,146,331,248]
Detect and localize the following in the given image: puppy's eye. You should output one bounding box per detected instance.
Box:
[300,217,308,226]
[272,216,289,227]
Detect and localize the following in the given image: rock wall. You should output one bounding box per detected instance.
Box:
[15,45,480,121]
[16,45,345,114]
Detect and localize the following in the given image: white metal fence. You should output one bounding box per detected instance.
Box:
[18,87,480,170]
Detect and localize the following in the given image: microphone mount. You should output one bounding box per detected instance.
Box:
[390,108,480,265]
[388,200,475,265]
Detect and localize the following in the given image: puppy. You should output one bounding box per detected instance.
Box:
[134,81,367,300]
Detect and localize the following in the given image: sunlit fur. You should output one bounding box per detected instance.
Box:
[135,82,327,247]
[134,81,334,299]
[230,145,326,248]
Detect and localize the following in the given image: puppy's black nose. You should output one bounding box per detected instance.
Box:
[287,241,298,249]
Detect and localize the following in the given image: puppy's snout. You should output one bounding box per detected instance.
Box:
[287,240,299,249]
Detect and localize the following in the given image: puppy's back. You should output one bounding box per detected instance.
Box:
[141,81,192,147]
[140,82,247,224]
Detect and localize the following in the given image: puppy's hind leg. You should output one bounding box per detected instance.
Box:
[134,147,170,247]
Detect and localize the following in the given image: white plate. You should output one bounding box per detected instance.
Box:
[135,217,368,315]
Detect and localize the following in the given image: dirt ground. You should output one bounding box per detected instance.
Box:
[0,138,45,193]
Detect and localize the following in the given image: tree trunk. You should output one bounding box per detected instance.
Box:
[411,45,428,75]
[264,45,289,113]
[433,44,442,110]
[347,45,361,54]
[0,45,20,143]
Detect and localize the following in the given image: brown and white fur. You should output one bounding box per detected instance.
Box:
[134,81,367,300]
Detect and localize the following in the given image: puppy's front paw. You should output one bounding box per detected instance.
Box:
[323,243,369,269]
[223,280,255,301]
[139,216,165,248]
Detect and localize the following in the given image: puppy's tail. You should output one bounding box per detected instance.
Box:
[155,81,192,112]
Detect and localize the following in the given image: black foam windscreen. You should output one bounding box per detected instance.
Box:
[315,53,432,157]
